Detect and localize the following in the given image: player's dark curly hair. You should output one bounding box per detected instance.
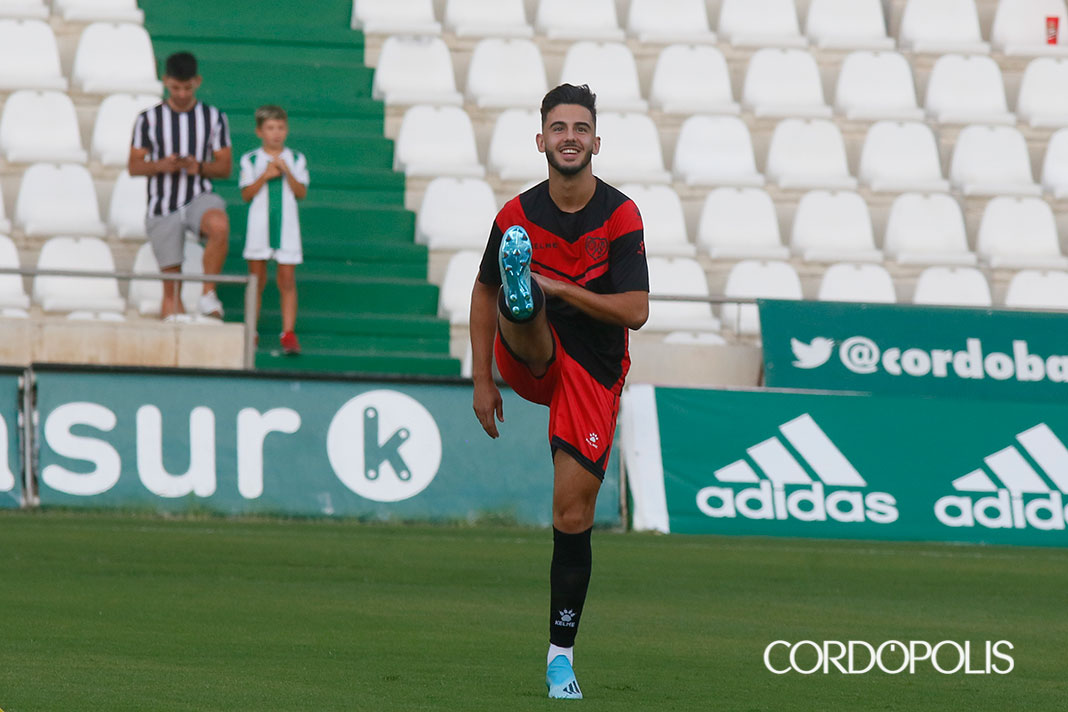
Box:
[164,52,198,80]
[540,83,597,126]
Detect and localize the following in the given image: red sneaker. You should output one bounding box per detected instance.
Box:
[280,331,301,355]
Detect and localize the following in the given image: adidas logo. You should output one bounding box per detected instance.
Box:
[935,423,1068,530]
[563,681,581,696]
[697,414,899,524]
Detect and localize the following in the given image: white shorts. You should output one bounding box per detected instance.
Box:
[243,230,303,265]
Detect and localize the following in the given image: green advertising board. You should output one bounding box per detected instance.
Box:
[759,299,1068,400]
[33,369,620,527]
[622,384,1068,546]
[0,369,21,509]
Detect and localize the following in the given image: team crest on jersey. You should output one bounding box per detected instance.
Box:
[585,235,608,261]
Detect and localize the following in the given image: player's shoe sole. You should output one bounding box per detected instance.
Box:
[546,654,583,700]
[499,225,534,321]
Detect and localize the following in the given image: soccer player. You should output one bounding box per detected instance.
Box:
[128,51,231,319]
[469,84,649,699]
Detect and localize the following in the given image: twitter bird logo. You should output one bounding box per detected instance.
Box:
[791,337,834,369]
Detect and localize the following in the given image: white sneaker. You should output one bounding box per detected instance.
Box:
[198,290,224,318]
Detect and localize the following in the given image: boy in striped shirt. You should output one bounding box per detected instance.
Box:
[239,105,309,355]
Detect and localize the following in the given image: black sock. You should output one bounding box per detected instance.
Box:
[548,527,592,648]
[497,278,544,323]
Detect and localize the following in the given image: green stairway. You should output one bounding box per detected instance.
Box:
[141,0,460,377]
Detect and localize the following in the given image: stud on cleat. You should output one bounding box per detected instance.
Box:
[498,225,535,321]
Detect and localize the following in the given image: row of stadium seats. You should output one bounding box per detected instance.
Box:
[0,91,158,165]
[418,179,1068,270]
[0,19,161,95]
[0,0,143,22]
[376,39,1068,128]
[393,106,1068,197]
[437,250,1068,335]
[0,234,208,318]
[0,163,146,239]
[353,0,1068,57]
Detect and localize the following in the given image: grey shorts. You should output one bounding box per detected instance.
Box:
[144,192,227,269]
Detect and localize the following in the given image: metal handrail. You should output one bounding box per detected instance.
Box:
[0,267,258,369]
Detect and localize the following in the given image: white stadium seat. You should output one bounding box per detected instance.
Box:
[765,119,857,190]
[465,38,547,109]
[536,0,623,41]
[351,0,441,34]
[0,234,29,309]
[742,48,832,118]
[645,257,720,332]
[674,114,760,186]
[54,0,144,23]
[91,93,159,166]
[594,113,671,184]
[438,250,482,324]
[696,188,789,260]
[950,125,1041,196]
[394,105,484,178]
[0,90,88,164]
[373,36,461,107]
[818,263,897,303]
[33,236,125,313]
[620,184,694,257]
[913,266,992,306]
[0,0,47,19]
[1041,127,1068,197]
[650,44,739,115]
[559,42,647,113]
[487,109,545,181]
[626,0,716,44]
[991,0,1068,56]
[1005,270,1068,309]
[789,190,882,263]
[718,0,806,47]
[416,177,497,250]
[924,54,1015,125]
[108,170,147,239]
[721,260,802,335]
[128,241,204,316]
[883,193,976,266]
[898,0,989,54]
[0,184,9,233]
[1016,58,1068,126]
[444,0,532,37]
[976,196,1068,269]
[858,121,949,193]
[834,51,924,121]
[16,163,106,237]
[0,19,67,91]
[673,116,763,187]
[805,0,894,50]
[72,22,163,95]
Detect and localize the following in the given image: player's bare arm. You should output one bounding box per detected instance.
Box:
[127,147,180,176]
[470,279,504,438]
[278,159,308,199]
[199,146,232,179]
[533,273,648,330]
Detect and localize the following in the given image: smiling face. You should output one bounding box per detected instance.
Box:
[537,103,599,177]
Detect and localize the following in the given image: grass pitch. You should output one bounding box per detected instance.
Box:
[0,511,1065,711]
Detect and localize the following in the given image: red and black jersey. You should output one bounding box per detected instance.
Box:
[478,178,649,389]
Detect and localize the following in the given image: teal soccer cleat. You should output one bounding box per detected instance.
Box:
[546,654,583,700]
[498,224,535,321]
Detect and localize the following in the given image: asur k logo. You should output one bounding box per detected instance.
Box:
[791,337,834,369]
[935,423,1068,530]
[327,390,442,503]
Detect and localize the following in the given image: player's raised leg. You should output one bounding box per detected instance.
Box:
[496,225,553,375]
[546,450,601,699]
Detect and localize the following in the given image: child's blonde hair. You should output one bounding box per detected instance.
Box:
[255,104,288,127]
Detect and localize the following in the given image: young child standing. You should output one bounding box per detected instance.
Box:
[239,105,309,354]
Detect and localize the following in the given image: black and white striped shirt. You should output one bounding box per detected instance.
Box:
[131,101,231,217]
